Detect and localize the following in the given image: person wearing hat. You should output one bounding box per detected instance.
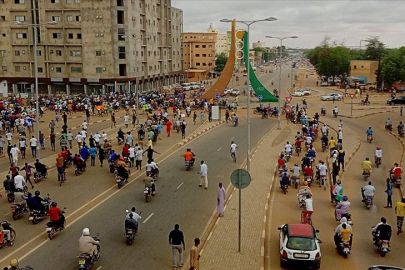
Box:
[79,228,99,260]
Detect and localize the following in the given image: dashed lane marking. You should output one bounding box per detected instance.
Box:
[142,213,154,224]
[177,182,184,189]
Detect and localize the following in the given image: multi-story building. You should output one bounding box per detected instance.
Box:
[252,41,266,49]
[0,0,183,96]
[182,32,217,81]
[207,26,228,57]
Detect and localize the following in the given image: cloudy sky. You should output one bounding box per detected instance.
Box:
[172,0,405,49]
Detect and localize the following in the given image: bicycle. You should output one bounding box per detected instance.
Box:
[301,210,312,225]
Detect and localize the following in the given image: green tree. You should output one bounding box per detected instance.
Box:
[364,36,386,60]
[381,47,405,85]
[214,52,228,72]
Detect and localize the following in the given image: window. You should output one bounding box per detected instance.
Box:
[53,33,62,39]
[15,16,25,22]
[118,28,125,41]
[0,50,6,56]
[1,16,5,21]
[119,64,126,76]
[353,65,357,69]
[36,50,42,56]
[37,67,43,73]
[15,51,20,56]
[75,16,81,21]
[67,15,73,21]
[66,0,72,3]
[118,46,126,59]
[117,0,123,6]
[202,54,206,57]
[51,0,60,3]
[202,45,206,48]
[68,33,73,39]
[56,50,62,56]
[195,54,200,57]
[16,33,27,39]
[52,16,60,22]
[195,45,199,48]
[70,51,81,57]
[75,0,80,3]
[15,66,21,72]
[14,0,25,4]
[96,67,103,73]
[77,33,82,39]
[196,63,200,66]
[56,67,62,73]
[117,10,124,24]
[71,67,82,73]
[2,66,7,71]
[95,50,101,56]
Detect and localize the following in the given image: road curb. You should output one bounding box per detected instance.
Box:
[176,120,225,147]
[338,110,393,119]
[387,131,405,198]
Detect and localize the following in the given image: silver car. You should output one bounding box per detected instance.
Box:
[320,93,342,101]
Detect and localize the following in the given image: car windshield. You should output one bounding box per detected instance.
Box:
[286,236,317,251]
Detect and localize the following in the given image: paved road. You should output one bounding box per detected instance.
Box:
[12,116,275,269]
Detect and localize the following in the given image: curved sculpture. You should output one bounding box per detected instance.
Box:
[200,20,236,100]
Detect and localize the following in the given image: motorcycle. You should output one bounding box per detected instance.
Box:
[362,170,371,181]
[185,159,194,171]
[261,112,269,119]
[399,128,404,137]
[291,176,300,189]
[33,170,47,183]
[335,211,353,225]
[321,109,326,116]
[367,134,373,143]
[385,124,393,131]
[115,168,129,189]
[46,208,66,240]
[333,111,338,118]
[363,196,373,209]
[117,136,124,145]
[304,175,313,187]
[284,151,292,162]
[361,100,370,105]
[377,239,390,257]
[337,236,351,259]
[75,165,86,176]
[144,182,155,202]
[375,157,382,168]
[281,183,289,194]
[10,203,28,220]
[29,195,51,224]
[321,142,327,152]
[233,117,238,127]
[295,147,301,156]
[6,190,15,203]
[0,220,16,249]
[391,176,402,187]
[78,234,101,269]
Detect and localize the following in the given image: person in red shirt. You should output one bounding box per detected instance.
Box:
[166,120,172,137]
[295,139,302,149]
[304,166,313,177]
[122,143,130,157]
[48,201,65,229]
[392,163,402,178]
[278,155,285,169]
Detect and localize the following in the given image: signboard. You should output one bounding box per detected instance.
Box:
[230,169,251,189]
[285,96,292,103]
[258,95,263,101]
[349,94,355,99]
[215,94,220,99]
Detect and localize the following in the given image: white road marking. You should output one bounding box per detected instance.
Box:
[142,213,154,224]
[96,267,102,270]
[217,147,221,151]
[231,137,234,140]
[177,182,184,189]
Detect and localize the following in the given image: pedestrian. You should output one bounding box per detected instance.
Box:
[20,163,34,189]
[67,131,73,149]
[86,109,90,123]
[401,105,403,116]
[331,163,340,185]
[338,147,345,171]
[39,131,45,150]
[384,178,393,208]
[337,129,343,145]
[111,113,116,129]
[168,224,185,270]
[50,132,56,151]
[135,147,143,170]
[316,81,319,87]
[89,145,97,166]
[208,110,212,122]
[19,138,26,159]
[181,120,186,139]
[132,111,137,127]
[0,135,4,155]
[29,135,37,158]
[124,113,129,128]
[193,112,197,125]
[198,160,208,189]
[157,122,162,140]
[129,145,135,167]
[80,129,87,145]
[166,120,172,137]
[6,131,12,144]
[98,145,104,167]
[81,120,88,131]
[55,113,60,127]
[217,183,226,217]
[75,132,83,148]
[49,120,56,133]
[10,144,20,166]
[396,197,405,235]
[62,112,68,126]
[143,146,159,161]
[189,238,200,270]
[200,112,204,124]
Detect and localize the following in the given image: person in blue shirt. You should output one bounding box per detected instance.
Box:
[89,146,97,167]
[108,150,118,162]
[80,146,89,161]
[308,146,316,158]
[157,122,163,140]
[366,126,373,135]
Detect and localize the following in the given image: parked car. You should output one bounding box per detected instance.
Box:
[294,90,305,97]
[243,73,247,77]
[302,88,311,96]
[320,81,328,86]
[320,93,342,101]
[278,223,321,269]
[387,96,405,105]
[230,89,240,96]
[368,266,405,270]
[222,87,232,96]
[190,82,200,90]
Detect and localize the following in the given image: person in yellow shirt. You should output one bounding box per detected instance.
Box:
[329,137,336,153]
[189,238,200,270]
[395,197,405,234]
[361,157,372,173]
[339,223,352,243]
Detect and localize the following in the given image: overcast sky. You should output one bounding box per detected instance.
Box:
[172,0,405,49]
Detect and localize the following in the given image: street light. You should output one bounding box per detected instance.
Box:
[122,34,150,118]
[14,20,58,159]
[221,17,277,174]
[265,36,298,129]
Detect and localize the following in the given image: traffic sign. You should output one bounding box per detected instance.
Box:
[258,95,263,101]
[215,94,220,99]
[349,94,355,99]
[230,169,251,189]
[285,96,292,103]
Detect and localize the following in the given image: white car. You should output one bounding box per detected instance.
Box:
[278,223,321,269]
[230,89,240,96]
[294,90,305,97]
[320,81,328,87]
[320,93,342,101]
[222,87,232,96]
[302,88,311,95]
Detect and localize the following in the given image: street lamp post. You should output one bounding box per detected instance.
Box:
[122,34,150,118]
[14,20,57,159]
[221,17,277,174]
[265,36,298,129]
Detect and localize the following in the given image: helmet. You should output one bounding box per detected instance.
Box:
[82,228,90,236]
[10,259,19,267]
[58,153,62,157]
[343,195,348,201]
[304,181,308,185]
[377,146,381,150]
[284,168,288,172]
[366,157,369,161]
[337,180,341,185]
[51,201,57,207]
[319,160,322,163]
[35,190,40,196]
[294,163,298,166]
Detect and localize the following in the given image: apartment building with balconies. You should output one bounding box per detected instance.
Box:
[0,0,183,96]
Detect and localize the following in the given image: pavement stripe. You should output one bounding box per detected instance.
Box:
[142,213,154,224]
[176,182,184,189]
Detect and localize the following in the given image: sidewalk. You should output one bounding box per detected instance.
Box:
[198,122,291,270]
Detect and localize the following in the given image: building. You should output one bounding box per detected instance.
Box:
[182,32,217,80]
[0,0,183,96]
[252,41,266,49]
[207,26,228,57]
[349,60,378,84]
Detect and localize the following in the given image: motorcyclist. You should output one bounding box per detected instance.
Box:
[339,223,352,247]
[184,148,196,166]
[284,141,293,156]
[385,118,392,130]
[373,217,392,246]
[73,154,86,172]
[305,134,313,149]
[298,181,312,205]
[295,131,303,141]
[301,154,311,171]
[280,168,290,187]
[321,105,326,115]
[362,157,372,174]
[308,146,316,158]
[398,121,404,134]
[79,228,99,261]
[302,194,313,224]
[304,165,313,179]
[13,188,27,207]
[116,163,129,180]
[3,175,15,193]
[332,180,344,203]
[56,153,65,179]
[33,190,47,212]
[335,195,350,221]
[34,159,47,177]
[137,125,145,139]
[321,133,328,148]
[143,174,156,194]
[375,146,383,164]
[117,128,125,143]
[334,217,352,248]
[4,258,32,270]
[294,138,302,152]
[366,126,373,139]
[125,213,138,233]
[362,181,376,201]
[48,201,65,229]
[391,163,402,180]
[291,163,301,179]
[278,154,285,170]
[125,206,142,221]
[333,106,338,116]
[321,124,328,136]
[13,172,26,191]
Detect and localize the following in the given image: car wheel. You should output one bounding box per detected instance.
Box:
[326,98,329,101]
[390,102,395,105]
[280,257,288,268]
[313,262,321,269]
[338,97,342,101]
